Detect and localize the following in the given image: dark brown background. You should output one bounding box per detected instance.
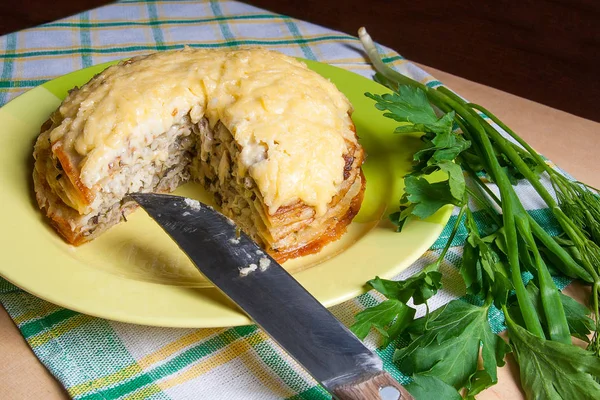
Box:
[1,0,599,121]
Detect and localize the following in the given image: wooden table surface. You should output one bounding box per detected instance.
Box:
[1,62,599,399]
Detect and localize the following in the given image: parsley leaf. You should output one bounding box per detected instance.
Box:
[410,127,470,187]
[423,130,471,163]
[506,315,600,400]
[349,299,415,346]
[365,87,454,135]
[403,176,461,220]
[406,375,462,400]
[367,86,470,229]
[394,300,508,396]
[350,269,442,346]
[561,292,596,342]
[437,160,466,201]
[368,268,442,306]
[460,209,512,308]
[432,130,468,153]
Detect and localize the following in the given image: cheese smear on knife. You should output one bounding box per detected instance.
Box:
[49,48,355,215]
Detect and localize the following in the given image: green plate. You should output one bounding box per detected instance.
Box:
[0,59,451,327]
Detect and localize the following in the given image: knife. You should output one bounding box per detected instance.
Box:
[129,193,414,400]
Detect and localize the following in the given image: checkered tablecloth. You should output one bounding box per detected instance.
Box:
[0,1,566,399]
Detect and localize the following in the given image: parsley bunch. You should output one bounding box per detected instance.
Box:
[351,27,600,399]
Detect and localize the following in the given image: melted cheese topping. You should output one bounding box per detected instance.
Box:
[49,48,355,215]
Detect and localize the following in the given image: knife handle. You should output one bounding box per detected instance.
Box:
[331,371,414,400]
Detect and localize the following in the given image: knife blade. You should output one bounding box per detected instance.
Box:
[129,193,413,400]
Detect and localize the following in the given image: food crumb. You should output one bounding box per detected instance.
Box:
[255,249,264,255]
[184,198,201,210]
[182,211,191,216]
[229,237,241,245]
[259,257,271,271]
[239,264,257,277]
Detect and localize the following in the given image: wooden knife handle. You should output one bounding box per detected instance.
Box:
[331,371,414,400]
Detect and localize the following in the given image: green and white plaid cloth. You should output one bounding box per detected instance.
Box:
[0,1,569,399]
